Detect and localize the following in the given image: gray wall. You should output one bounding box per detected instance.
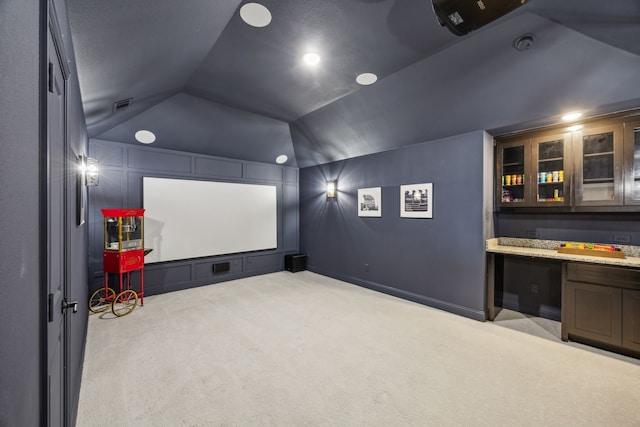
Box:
[0,0,89,425]
[299,131,493,321]
[0,1,43,425]
[88,139,299,295]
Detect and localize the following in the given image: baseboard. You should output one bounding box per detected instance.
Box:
[307,266,486,322]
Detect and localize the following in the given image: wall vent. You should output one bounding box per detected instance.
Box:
[212,262,231,274]
[113,97,134,112]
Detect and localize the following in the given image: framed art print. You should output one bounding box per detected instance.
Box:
[400,183,433,218]
[358,187,382,217]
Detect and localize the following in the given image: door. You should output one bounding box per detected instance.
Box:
[623,119,640,205]
[531,132,571,206]
[574,123,624,206]
[496,139,530,207]
[47,25,67,427]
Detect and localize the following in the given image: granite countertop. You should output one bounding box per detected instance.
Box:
[486,237,640,268]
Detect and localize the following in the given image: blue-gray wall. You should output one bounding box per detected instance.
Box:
[0,1,43,425]
[88,139,299,295]
[299,131,494,321]
[0,0,89,425]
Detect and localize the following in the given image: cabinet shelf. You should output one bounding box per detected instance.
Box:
[503,162,524,167]
[584,151,614,158]
[583,178,614,183]
[538,181,563,185]
[539,157,564,162]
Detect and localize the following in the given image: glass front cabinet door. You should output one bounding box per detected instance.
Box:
[497,140,529,207]
[574,124,623,206]
[624,119,640,205]
[532,133,571,206]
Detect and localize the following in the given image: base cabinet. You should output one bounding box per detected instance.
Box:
[622,289,640,353]
[562,263,640,356]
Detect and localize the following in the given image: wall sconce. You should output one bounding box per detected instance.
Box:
[79,156,99,186]
[326,181,336,199]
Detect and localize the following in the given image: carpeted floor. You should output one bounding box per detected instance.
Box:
[76,271,640,426]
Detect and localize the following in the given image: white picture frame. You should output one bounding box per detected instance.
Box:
[357,187,382,217]
[400,183,433,218]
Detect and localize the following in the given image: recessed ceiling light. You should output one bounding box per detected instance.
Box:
[303,52,320,66]
[240,3,272,28]
[275,155,288,164]
[356,73,377,86]
[135,130,156,144]
[562,111,582,122]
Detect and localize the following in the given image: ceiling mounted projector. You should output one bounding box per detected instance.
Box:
[432,0,529,36]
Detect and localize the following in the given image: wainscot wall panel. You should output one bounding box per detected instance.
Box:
[283,183,299,252]
[299,131,493,321]
[194,157,243,179]
[246,252,283,273]
[195,258,243,280]
[245,162,284,182]
[88,139,299,295]
[284,167,298,184]
[144,264,193,293]
[127,147,192,173]
[92,142,124,167]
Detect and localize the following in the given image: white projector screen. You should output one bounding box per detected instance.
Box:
[143,177,277,263]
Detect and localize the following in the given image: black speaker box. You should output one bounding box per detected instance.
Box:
[432,0,528,36]
[285,254,306,273]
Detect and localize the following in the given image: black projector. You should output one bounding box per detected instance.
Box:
[432,0,528,36]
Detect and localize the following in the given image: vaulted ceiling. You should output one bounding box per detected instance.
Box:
[67,0,640,168]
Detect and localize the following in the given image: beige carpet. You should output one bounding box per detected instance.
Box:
[76,271,640,426]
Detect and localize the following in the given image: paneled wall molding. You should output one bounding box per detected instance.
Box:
[88,139,299,295]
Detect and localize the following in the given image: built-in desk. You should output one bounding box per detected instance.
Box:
[486,238,640,357]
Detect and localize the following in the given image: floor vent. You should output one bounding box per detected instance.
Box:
[113,97,134,112]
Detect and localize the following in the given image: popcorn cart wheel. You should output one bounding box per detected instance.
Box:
[88,287,116,313]
[112,289,139,317]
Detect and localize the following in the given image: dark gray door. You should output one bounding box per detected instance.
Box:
[47,28,67,427]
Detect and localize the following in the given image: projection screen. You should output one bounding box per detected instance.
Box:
[143,177,277,263]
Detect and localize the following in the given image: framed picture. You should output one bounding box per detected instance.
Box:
[358,187,382,217]
[400,183,433,218]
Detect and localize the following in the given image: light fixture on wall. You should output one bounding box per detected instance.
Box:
[79,156,99,186]
[327,181,337,199]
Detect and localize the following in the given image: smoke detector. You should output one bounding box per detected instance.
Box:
[513,33,536,51]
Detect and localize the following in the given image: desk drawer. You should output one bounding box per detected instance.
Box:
[566,263,640,290]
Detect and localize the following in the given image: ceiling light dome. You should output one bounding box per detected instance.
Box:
[275,155,288,164]
[240,3,272,28]
[356,73,377,86]
[562,111,582,122]
[135,130,156,144]
[303,52,320,66]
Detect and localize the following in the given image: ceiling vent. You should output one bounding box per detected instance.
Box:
[113,97,134,112]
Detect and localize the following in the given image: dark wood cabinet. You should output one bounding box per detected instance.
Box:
[564,280,622,346]
[495,113,639,210]
[622,289,640,353]
[562,262,640,356]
